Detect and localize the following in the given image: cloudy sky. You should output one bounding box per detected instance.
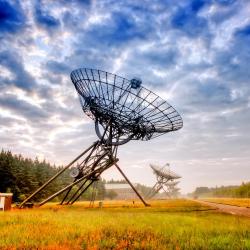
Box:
[0,0,250,193]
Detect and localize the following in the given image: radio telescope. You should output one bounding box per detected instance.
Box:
[20,68,183,207]
[147,163,181,199]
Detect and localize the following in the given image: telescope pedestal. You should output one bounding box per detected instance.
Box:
[19,140,149,207]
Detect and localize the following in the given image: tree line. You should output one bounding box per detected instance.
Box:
[0,150,151,203]
[0,150,111,202]
[191,183,250,198]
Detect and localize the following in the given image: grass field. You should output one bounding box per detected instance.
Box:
[1,199,250,250]
[202,198,250,208]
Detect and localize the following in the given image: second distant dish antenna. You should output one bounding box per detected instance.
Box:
[147,163,181,199]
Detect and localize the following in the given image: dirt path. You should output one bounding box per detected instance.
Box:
[194,199,250,218]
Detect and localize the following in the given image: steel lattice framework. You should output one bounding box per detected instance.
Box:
[72,68,183,145]
[20,68,183,208]
[147,164,181,199]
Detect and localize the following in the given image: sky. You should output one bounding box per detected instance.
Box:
[0,0,250,193]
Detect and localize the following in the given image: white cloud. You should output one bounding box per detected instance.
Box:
[0,0,250,193]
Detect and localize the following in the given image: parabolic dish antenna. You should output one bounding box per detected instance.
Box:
[20,68,183,208]
[147,163,181,199]
[150,164,181,181]
[71,68,183,145]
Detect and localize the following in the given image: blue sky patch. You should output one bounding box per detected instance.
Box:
[0,0,25,34]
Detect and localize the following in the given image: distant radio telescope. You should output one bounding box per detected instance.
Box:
[147,163,181,199]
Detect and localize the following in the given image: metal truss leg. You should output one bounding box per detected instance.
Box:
[39,148,114,206]
[89,181,98,208]
[115,163,150,207]
[19,141,98,208]
[162,186,171,198]
[39,174,92,206]
[148,184,163,199]
[64,179,89,205]
[60,179,78,205]
[146,182,158,198]
[69,180,95,205]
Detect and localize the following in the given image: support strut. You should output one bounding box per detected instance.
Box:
[115,163,150,207]
[19,135,150,207]
[20,141,98,208]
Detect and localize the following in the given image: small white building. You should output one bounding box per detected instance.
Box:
[105,183,137,200]
[0,193,13,211]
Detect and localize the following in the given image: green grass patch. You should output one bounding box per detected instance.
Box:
[1,199,250,249]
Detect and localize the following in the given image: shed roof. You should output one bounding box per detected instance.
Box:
[0,193,13,197]
[105,183,132,190]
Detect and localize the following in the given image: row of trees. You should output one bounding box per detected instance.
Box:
[191,183,250,198]
[0,150,108,202]
[0,150,151,203]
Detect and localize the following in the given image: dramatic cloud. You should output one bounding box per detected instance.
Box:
[0,0,249,193]
[0,0,26,34]
[0,50,36,91]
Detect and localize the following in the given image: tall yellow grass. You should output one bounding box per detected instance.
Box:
[202,198,250,208]
[0,199,249,250]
